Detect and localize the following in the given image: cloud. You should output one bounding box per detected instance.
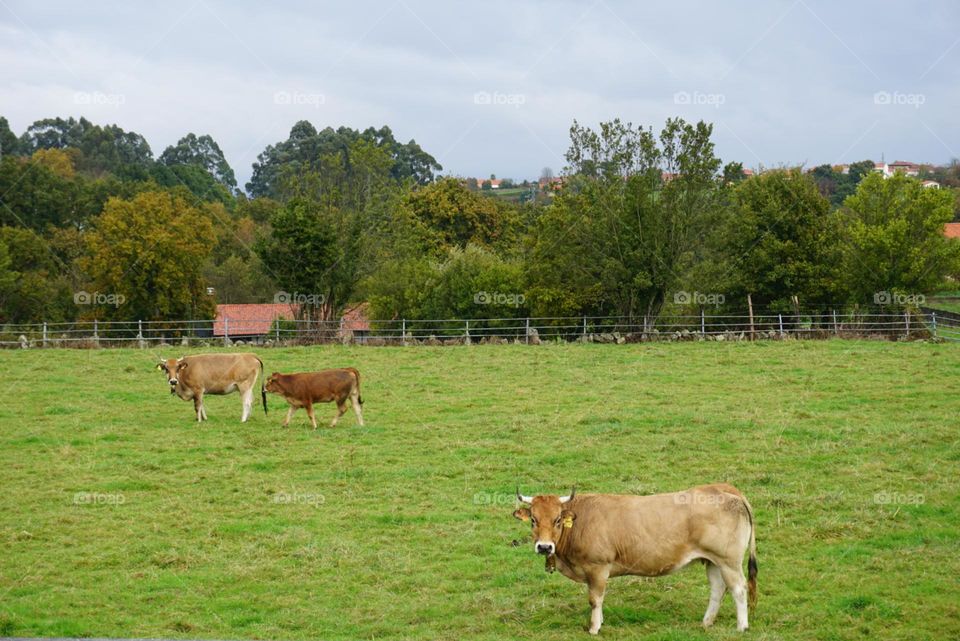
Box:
[1,0,958,187]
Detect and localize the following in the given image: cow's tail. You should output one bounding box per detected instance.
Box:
[257,357,268,415]
[743,495,758,610]
[346,367,363,405]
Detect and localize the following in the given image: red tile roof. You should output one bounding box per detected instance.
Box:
[945,223,960,239]
[341,302,370,332]
[214,303,299,336]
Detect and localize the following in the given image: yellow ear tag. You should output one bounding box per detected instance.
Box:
[563,516,574,529]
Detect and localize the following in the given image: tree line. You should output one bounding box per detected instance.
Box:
[0,114,957,327]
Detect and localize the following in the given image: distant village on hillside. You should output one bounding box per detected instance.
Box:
[461,158,953,204]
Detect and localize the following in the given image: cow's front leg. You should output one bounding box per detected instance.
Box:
[586,567,609,635]
[282,406,295,427]
[305,403,318,430]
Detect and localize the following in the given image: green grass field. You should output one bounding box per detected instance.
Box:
[1,341,958,641]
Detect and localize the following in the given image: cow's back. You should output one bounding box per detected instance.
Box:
[558,486,748,577]
[279,369,356,403]
[183,353,260,392]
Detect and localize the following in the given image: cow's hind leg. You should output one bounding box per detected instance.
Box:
[702,561,726,627]
[240,385,253,422]
[719,564,749,631]
[331,400,347,427]
[351,391,364,426]
[585,567,609,635]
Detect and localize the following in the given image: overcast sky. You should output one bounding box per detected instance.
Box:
[2,0,958,189]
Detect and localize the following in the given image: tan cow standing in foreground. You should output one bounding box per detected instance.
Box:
[157,353,266,422]
[265,368,364,429]
[513,484,757,634]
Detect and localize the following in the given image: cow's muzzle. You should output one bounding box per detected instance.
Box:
[535,541,555,555]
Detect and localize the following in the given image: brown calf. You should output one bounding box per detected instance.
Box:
[513,484,757,634]
[265,368,364,429]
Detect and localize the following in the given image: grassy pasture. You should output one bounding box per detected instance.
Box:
[0,340,958,641]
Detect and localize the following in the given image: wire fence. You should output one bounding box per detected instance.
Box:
[1,307,955,348]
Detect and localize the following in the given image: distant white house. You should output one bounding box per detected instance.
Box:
[922,180,940,189]
[874,160,921,178]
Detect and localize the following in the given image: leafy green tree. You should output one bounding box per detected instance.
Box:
[715,168,840,310]
[722,161,746,184]
[159,133,237,190]
[21,116,153,178]
[247,122,441,197]
[401,177,517,252]
[0,227,75,322]
[838,172,960,303]
[0,116,20,157]
[83,191,216,320]
[254,197,343,320]
[527,118,722,324]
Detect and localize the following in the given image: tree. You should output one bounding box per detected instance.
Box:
[159,133,237,190]
[21,117,153,178]
[838,172,960,303]
[527,118,722,324]
[83,191,216,320]
[715,168,840,310]
[247,122,441,197]
[254,197,341,320]
[0,116,20,157]
[540,167,554,180]
[0,227,74,322]
[401,177,516,252]
[722,162,746,184]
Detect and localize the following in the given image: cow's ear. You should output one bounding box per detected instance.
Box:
[177,361,188,371]
[156,362,164,371]
[513,508,531,522]
[561,510,576,527]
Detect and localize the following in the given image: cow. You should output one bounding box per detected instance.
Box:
[157,353,266,422]
[513,484,757,634]
[264,368,364,429]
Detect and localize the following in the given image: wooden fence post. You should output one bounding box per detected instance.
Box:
[932,311,937,338]
[833,309,838,336]
[700,307,705,335]
[778,313,784,337]
[42,322,48,348]
[747,294,755,340]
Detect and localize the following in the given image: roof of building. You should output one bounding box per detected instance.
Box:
[340,302,370,332]
[213,303,299,336]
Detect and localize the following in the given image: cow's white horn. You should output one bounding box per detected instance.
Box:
[559,486,576,503]
[516,489,533,504]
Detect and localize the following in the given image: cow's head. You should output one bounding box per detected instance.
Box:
[156,357,187,391]
[264,372,283,394]
[513,487,576,556]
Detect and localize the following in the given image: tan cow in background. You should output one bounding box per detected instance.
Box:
[157,353,266,422]
[513,484,757,634]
